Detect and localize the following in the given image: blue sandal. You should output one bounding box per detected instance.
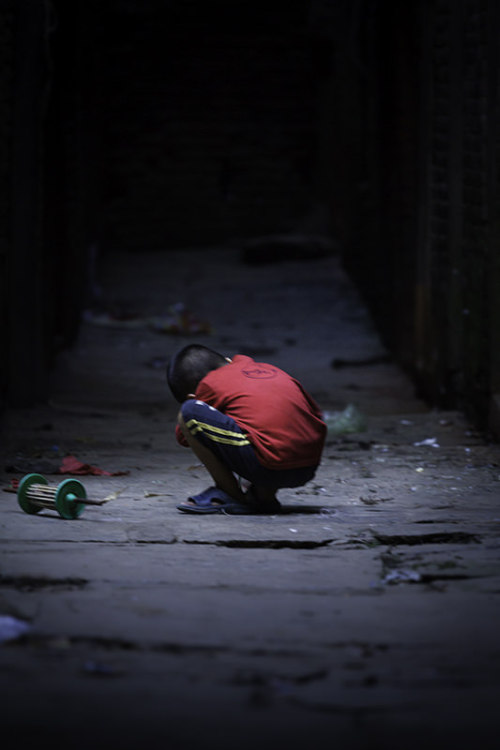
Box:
[177,487,253,515]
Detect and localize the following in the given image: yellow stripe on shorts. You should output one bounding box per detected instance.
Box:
[186,418,251,447]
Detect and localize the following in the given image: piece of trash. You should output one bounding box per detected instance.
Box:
[102,489,126,502]
[59,455,129,477]
[4,478,19,492]
[382,569,421,584]
[415,467,424,472]
[84,303,211,335]
[0,615,31,643]
[149,302,211,335]
[323,404,367,435]
[413,437,440,448]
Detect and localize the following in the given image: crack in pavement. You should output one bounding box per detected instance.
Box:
[183,538,334,549]
[372,531,480,546]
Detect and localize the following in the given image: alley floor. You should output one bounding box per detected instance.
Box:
[1,245,499,749]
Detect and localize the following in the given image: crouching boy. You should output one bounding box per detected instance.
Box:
[167,344,326,514]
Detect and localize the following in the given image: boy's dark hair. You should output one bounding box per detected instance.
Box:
[167,344,227,402]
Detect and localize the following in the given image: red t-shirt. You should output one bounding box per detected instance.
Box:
[176,355,326,470]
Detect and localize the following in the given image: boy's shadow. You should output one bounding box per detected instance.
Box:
[276,504,334,515]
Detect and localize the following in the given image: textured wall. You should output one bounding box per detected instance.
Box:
[330,0,500,431]
[417,0,499,425]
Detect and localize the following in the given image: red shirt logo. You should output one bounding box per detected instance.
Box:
[242,367,278,379]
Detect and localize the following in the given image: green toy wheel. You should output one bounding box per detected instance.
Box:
[55,479,86,519]
[17,473,48,514]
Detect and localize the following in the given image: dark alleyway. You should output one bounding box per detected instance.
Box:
[1,246,499,749]
[2,1,500,747]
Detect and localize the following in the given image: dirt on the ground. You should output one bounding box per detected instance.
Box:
[1,247,499,749]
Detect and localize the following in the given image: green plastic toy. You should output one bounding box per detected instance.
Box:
[17,473,87,519]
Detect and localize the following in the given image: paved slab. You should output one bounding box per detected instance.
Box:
[1,248,499,749]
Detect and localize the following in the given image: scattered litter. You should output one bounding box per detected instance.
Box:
[84,303,211,335]
[414,437,440,448]
[149,303,211,335]
[102,489,126,502]
[0,615,30,643]
[415,467,424,473]
[382,569,421,584]
[289,528,298,533]
[59,455,129,477]
[323,404,367,435]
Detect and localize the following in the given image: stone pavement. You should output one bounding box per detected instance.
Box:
[1,247,499,749]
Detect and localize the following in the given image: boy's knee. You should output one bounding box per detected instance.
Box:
[178,399,206,438]
[177,406,192,438]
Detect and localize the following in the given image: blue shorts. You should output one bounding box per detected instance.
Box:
[180,399,317,490]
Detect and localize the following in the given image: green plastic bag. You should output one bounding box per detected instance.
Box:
[323,404,367,436]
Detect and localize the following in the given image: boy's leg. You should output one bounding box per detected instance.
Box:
[249,485,278,504]
[177,399,311,513]
[177,411,246,504]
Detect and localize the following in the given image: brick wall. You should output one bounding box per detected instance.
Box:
[330,1,420,366]
[459,0,495,416]
[328,0,500,429]
[418,0,499,423]
[2,0,90,406]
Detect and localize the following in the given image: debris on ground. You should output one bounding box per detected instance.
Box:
[323,404,367,435]
[83,302,211,335]
[59,455,129,476]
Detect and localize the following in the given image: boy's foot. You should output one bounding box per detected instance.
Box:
[177,486,253,514]
[245,485,282,514]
